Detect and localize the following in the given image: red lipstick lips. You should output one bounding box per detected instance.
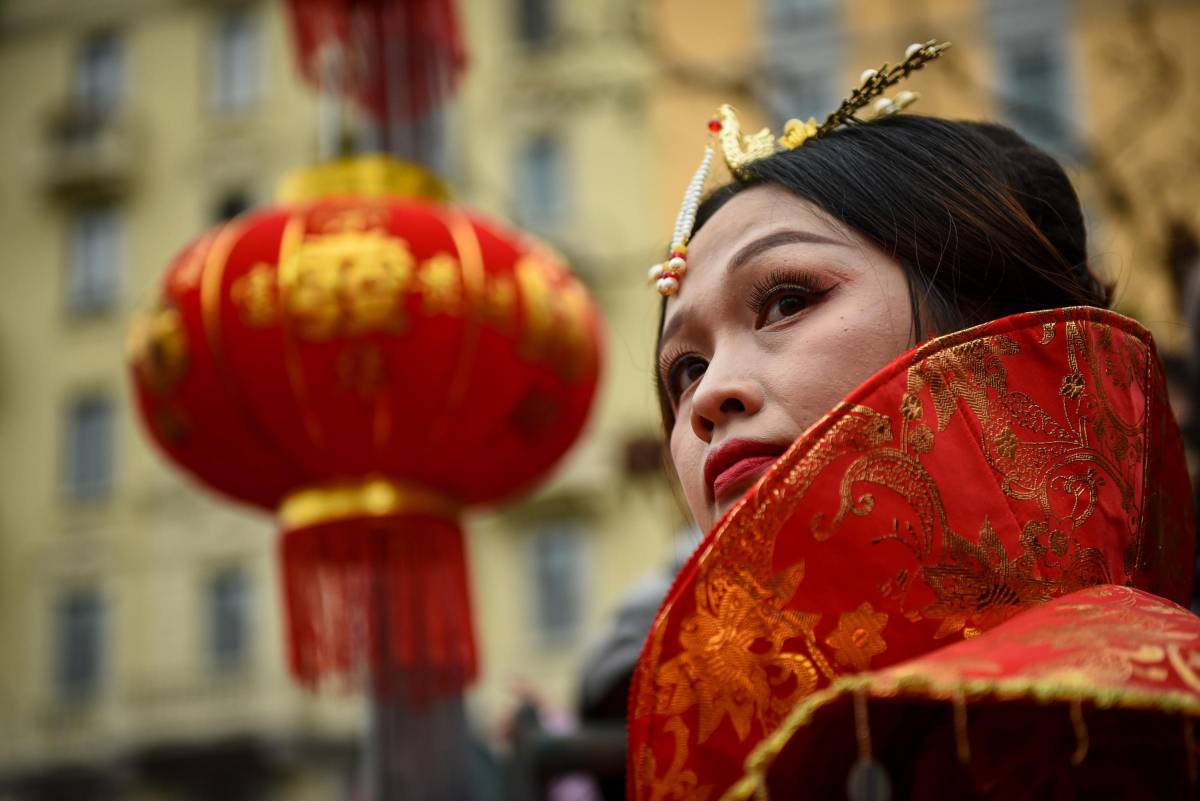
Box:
[704,439,786,503]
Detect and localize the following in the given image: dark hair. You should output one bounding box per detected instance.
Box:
[655,115,1112,429]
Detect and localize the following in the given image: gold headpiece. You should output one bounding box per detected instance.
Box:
[649,39,951,296]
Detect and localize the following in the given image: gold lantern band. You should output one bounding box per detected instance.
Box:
[279,477,461,529]
[278,155,451,203]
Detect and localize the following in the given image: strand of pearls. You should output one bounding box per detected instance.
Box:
[649,144,714,296]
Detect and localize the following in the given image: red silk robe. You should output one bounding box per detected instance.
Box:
[628,308,1198,800]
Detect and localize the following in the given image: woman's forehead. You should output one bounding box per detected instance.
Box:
[686,186,846,269]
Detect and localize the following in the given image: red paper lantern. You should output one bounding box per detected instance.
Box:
[127,158,602,700]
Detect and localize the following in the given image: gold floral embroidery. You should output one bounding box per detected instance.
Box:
[908,422,934,454]
[1060,371,1085,398]
[909,334,1020,430]
[731,588,1200,801]
[992,426,1018,459]
[647,407,894,768]
[901,392,923,420]
[825,603,889,670]
[633,311,1172,799]
[655,563,822,743]
[638,717,712,801]
[922,519,1056,639]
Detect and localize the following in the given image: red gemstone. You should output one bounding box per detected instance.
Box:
[707,119,722,133]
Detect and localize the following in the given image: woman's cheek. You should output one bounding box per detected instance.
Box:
[670,427,710,530]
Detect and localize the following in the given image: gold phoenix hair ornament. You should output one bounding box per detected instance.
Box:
[649,39,951,297]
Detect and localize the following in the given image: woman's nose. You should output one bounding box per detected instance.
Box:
[689,363,764,442]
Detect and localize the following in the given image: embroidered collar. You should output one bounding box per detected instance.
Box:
[627,307,1194,800]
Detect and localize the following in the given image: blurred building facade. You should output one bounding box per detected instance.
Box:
[0,0,681,798]
[0,4,361,799]
[0,0,1197,799]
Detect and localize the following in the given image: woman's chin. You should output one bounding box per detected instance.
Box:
[709,478,755,525]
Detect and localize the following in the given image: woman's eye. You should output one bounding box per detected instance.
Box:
[669,357,707,400]
[760,291,810,325]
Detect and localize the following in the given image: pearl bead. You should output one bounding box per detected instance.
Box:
[668,256,686,271]
[656,276,679,295]
[906,43,924,59]
[860,68,878,83]
[648,263,664,281]
[895,90,916,105]
[873,97,893,111]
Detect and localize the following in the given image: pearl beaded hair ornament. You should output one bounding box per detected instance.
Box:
[649,39,951,297]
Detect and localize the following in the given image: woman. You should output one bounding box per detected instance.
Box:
[628,43,1199,801]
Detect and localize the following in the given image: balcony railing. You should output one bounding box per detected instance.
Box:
[42,102,138,201]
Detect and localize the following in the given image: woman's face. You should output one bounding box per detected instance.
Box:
[659,185,915,532]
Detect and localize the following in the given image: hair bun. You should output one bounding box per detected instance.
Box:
[968,123,1112,307]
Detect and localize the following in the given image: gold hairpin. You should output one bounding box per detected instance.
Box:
[649,39,951,296]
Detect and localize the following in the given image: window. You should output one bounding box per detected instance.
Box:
[211,8,260,111]
[762,0,839,130]
[65,395,113,500]
[68,206,121,314]
[74,31,123,111]
[517,134,565,233]
[186,778,263,801]
[213,192,251,223]
[986,0,1075,156]
[55,589,105,702]
[516,0,553,48]
[769,0,835,26]
[999,36,1073,154]
[770,69,836,127]
[207,568,250,671]
[186,778,262,801]
[530,523,585,643]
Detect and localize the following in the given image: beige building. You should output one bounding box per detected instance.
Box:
[1,0,1196,799]
[0,0,679,798]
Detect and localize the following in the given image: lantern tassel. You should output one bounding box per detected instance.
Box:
[280,513,477,703]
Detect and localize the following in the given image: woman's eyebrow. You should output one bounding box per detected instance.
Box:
[726,229,844,275]
[659,229,841,349]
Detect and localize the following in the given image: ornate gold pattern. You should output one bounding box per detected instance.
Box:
[513,255,596,379]
[282,230,416,339]
[127,302,188,395]
[635,407,893,787]
[724,587,1200,801]
[713,104,777,180]
[922,519,1058,639]
[632,309,1189,799]
[479,275,516,328]
[636,716,713,801]
[277,154,449,203]
[231,263,278,326]
[825,602,889,671]
[708,41,950,181]
[227,226,592,381]
[656,561,823,743]
[417,252,462,314]
[279,476,460,529]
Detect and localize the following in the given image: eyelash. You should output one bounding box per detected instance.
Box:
[746,268,836,322]
[658,342,700,406]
